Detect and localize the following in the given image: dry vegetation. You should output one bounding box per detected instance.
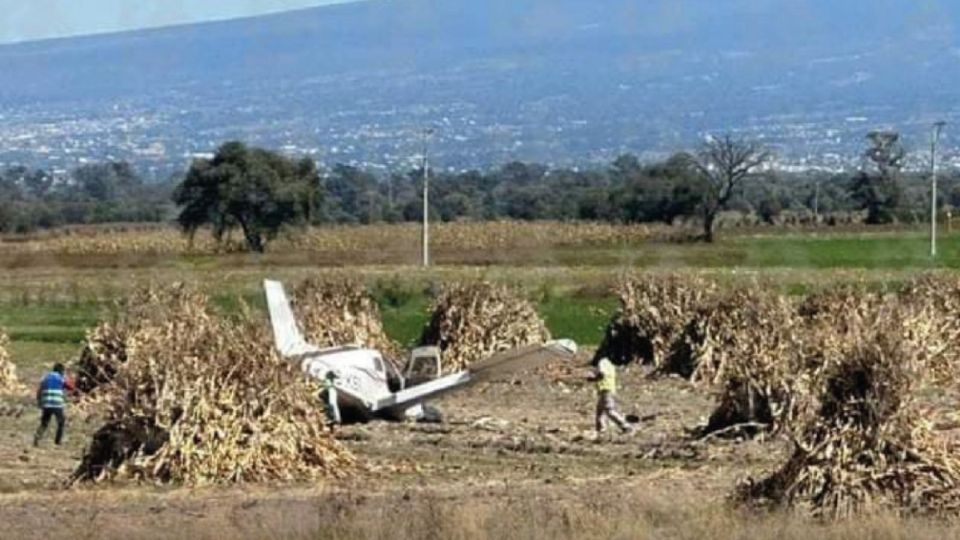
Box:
[0,330,24,395]
[71,285,354,485]
[0,221,660,256]
[292,277,402,363]
[593,272,960,517]
[11,270,960,535]
[681,289,803,437]
[739,298,960,518]
[74,285,211,395]
[420,281,551,373]
[594,274,718,368]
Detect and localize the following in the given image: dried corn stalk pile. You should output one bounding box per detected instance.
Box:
[670,289,803,436]
[796,283,879,322]
[0,330,24,395]
[293,277,402,363]
[73,289,354,486]
[897,273,960,384]
[594,274,717,367]
[74,284,210,395]
[420,282,550,373]
[737,301,960,518]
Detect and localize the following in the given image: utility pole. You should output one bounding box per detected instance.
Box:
[813,179,820,223]
[421,128,434,267]
[931,121,946,258]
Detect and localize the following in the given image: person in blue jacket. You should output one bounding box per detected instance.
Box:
[33,363,74,447]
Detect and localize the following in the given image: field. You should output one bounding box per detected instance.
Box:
[2,222,960,539]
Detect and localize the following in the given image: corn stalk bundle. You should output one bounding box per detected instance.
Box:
[419,282,550,373]
[0,330,25,395]
[897,273,960,384]
[737,301,960,519]
[293,277,402,364]
[796,283,883,327]
[692,291,805,437]
[74,284,211,395]
[594,274,718,367]
[72,293,355,486]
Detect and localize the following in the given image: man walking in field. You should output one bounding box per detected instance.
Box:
[34,362,74,447]
[590,357,633,435]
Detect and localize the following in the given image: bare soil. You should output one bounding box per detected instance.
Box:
[4,350,960,539]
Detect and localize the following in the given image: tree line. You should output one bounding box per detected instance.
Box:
[2,134,957,251]
[0,162,171,233]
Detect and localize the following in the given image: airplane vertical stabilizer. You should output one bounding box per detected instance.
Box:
[264,279,318,357]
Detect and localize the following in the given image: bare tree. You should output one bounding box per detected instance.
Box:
[689,135,771,242]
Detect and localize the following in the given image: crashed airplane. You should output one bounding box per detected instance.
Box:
[264,279,577,423]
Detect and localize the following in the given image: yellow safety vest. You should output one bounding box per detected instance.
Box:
[596,359,616,394]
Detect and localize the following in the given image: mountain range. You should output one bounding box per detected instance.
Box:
[1,0,958,174]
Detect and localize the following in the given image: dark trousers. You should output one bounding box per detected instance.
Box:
[34,408,65,445]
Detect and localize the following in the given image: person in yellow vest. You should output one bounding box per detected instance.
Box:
[590,357,633,434]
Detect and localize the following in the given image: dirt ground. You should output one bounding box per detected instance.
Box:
[5,349,960,538]
[0,349,806,539]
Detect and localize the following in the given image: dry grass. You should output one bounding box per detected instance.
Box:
[5,483,960,540]
[0,221,660,256]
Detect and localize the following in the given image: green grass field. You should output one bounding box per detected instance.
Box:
[1,227,957,372]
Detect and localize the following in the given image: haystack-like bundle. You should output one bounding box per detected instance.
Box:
[73,291,354,486]
[594,274,717,367]
[0,330,25,395]
[897,273,960,384]
[420,282,550,373]
[662,288,789,384]
[293,277,401,363]
[689,291,804,437]
[74,284,211,395]
[737,302,960,518]
[796,283,883,327]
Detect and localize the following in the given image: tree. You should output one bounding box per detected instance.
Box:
[172,141,319,253]
[72,161,140,201]
[849,131,905,224]
[687,136,770,242]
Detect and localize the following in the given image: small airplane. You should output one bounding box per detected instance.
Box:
[264,279,577,423]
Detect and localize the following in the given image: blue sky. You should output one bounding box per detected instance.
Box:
[0,0,359,44]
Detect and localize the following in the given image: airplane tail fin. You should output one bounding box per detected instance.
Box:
[263,279,316,358]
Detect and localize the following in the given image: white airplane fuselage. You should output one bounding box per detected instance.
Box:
[296,346,421,421]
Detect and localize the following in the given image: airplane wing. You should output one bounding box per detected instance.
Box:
[371,339,577,413]
[264,279,322,358]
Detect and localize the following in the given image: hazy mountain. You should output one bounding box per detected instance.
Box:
[1,0,958,172]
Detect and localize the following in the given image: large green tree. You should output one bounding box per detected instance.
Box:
[172,141,320,252]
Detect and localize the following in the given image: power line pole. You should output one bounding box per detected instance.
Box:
[421,128,434,267]
[813,179,820,223]
[931,121,946,258]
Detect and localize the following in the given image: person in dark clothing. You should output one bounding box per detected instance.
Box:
[34,363,74,447]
